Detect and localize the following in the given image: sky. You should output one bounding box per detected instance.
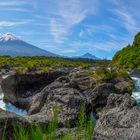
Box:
[0,0,140,59]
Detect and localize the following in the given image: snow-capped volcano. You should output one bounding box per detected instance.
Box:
[0,33,20,42]
[0,33,57,56]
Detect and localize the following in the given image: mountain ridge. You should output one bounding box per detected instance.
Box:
[0,33,57,57]
[79,53,100,60]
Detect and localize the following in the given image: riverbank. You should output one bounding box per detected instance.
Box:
[0,67,135,139]
[131,77,140,106]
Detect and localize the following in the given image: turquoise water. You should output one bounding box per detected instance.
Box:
[131,77,140,106]
[0,74,27,116]
[1,76,138,117]
[0,93,27,116]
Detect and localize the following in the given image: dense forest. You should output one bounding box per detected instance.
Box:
[113,32,140,69]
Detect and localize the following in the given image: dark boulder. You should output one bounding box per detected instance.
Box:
[84,83,119,113]
[1,71,65,110]
[27,76,87,127]
[130,69,140,78]
[69,71,96,91]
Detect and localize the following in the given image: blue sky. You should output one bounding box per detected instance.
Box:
[0,0,140,59]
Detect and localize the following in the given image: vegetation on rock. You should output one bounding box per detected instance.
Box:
[0,56,110,74]
[1,105,94,140]
[113,32,140,69]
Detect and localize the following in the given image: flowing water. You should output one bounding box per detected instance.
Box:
[0,93,27,116]
[131,77,140,106]
[0,74,27,116]
[0,75,139,117]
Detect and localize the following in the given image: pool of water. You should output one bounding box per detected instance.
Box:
[0,93,27,116]
[131,77,140,106]
[0,74,27,116]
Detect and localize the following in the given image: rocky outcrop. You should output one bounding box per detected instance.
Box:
[112,76,134,94]
[130,69,140,78]
[27,76,87,127]
[27,71,133,126]
[94,94,140,140]
[0,67,136,139]
[0,109,28,140]
[84,83,119,113]
[1,70,65,110]
[69,71,96,91]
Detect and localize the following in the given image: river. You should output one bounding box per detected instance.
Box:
[0,93,27,116]
[131,77,140,106]
[0,76,139,117]
[0,74,27,116]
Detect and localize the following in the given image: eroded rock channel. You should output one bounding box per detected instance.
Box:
[0,67,138,139]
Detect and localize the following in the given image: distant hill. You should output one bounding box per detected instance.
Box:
[0,33,57,56]
[113,32,140,69]
[79,53,100,60]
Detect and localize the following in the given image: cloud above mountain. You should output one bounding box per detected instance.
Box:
[0,0,140,59]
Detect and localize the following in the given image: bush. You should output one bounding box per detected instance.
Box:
[113,32,140,69]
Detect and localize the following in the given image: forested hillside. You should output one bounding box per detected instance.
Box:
[113,32,140,69]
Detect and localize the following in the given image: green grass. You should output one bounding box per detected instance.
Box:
[2,105,94,140]
[83,68,130,82]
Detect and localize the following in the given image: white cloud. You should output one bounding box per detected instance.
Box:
[50,19,68,43]
[111,0,120,5]
[93,41,124,52]
[114,9,138,32]
[0,1,26,6]
[82,24,117,36]
[58,1,87,25]
[110,1,139,33]
[67,39,124,53]
[0,21,31,27]
[49,0,99,42]
[0,7,31,12]
[61,49,77,53]
[79,30,85,37]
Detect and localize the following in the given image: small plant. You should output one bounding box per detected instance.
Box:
[13,123,29,140]
[76,105,94,140]
[1,119,8,140]
[3,105,94,140]
[45,106,60,140]
[31,124,44,140]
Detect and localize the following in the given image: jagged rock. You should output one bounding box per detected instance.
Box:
[27,76,87,127]
[0,109,28,140]
[84,83,119,113]
[94,94,140,140]
[0,67,136,139]
[130,69,140,78]
[69,71,96,91]
[1,71,65,110]
[112,76,134,94]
